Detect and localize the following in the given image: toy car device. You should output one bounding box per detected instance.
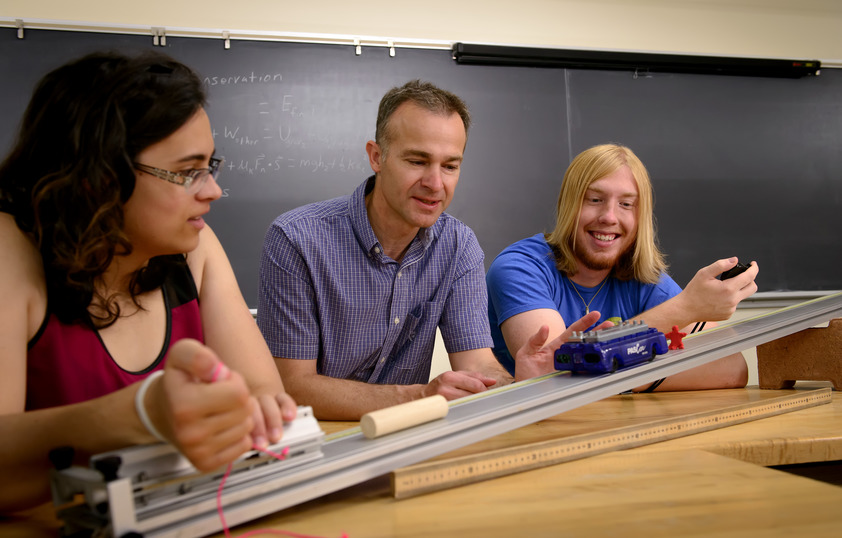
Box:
[554,320,668,374]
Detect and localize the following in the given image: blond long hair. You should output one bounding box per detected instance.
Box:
[544,144,666,283]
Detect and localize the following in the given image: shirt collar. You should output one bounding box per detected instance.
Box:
[349,176,440,260]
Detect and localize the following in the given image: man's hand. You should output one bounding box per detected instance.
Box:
[514,311,613,381]
[681,257,758,322]
[423,370,498,400]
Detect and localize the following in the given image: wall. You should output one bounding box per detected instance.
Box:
[3,1,842,63]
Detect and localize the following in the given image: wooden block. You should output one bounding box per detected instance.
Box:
[757,318,842,390]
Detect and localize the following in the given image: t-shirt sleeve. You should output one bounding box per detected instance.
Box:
[257,222,321,360]
[438,228,495,353]
[639,273,683,311]
[486,244,558,327]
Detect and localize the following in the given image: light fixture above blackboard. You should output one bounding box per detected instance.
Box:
[452,43,820,78]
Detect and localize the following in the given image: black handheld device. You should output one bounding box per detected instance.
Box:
[719,262,751,281]
[693,262,753,335]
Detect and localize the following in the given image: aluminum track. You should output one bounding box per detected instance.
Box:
[145,292,842,537]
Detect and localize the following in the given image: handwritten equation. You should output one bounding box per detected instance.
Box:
[208,81,375,196]
[222,153,367,175]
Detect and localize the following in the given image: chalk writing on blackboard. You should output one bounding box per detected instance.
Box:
[220,154,366,177]
[207,87,371,195]
[203,73,283,86]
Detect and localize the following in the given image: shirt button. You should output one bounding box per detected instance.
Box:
[380,357,386,363]
[394,317,400,325]
[397,271,403,278]
[373,246,381,254]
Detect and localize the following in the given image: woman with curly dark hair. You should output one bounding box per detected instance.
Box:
[0,50,296,511]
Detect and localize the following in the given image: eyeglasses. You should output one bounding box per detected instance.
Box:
[134,156,224,192]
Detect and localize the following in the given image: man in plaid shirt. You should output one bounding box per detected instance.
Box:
[258,80,591,419]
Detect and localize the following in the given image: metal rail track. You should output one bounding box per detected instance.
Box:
[79,292,842,536]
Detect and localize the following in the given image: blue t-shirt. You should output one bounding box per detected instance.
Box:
[486,234,681,374]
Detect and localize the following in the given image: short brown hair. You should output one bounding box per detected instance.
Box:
[375,79,470,157]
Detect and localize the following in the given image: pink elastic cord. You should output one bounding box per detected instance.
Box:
[210,362,231,383]
[216,445,348,538]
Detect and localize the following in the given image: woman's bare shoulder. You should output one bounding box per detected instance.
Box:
[185,224,228,296]
[0,213,42,274]
[0,213,47,336]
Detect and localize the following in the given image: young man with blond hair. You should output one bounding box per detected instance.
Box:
[487,144,758,390]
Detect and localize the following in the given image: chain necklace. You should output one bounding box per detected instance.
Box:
[565,275,608,315]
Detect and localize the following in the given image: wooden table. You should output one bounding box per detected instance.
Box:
[4,384,841,537]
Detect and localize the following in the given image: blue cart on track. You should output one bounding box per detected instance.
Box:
[554,321,669,374]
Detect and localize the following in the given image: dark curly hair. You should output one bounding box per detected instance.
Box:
[0,50,207,327]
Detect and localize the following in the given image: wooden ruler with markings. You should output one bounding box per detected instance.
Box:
[391,387,832,499]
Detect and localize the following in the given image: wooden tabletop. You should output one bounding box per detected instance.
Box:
[632,385,842,466]
[228,383,842,537]
[222,449,842,538]
[407,381,842,468]
[3,383,841,537]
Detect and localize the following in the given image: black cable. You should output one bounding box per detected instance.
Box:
[640,377,666,393]
[650,320,705,394]
[636,320,707,395]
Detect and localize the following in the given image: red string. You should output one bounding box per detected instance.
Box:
[216,445,348,538]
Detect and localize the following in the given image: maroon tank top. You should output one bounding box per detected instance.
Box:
[26,256,204,410]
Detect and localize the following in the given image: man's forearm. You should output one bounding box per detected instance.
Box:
[449,348,513,386]
[283,374,426,420]
[480,362,514,387]
[631,293,695,333]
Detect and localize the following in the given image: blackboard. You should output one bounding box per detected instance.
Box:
[2,29,841,307]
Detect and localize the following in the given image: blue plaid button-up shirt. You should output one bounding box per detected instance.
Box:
[257,177,494,385]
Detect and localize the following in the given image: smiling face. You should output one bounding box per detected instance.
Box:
[122,107,221,261]
[573,165,639,279]
[365,101,466,244]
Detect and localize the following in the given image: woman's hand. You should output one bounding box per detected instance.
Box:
[145,339,254,471]
[249,391,298,449]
